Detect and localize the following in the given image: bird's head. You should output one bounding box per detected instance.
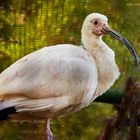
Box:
[81,13,139,66]
[81,13,108,37]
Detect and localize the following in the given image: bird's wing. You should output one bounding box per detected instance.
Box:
[0,44,98,112]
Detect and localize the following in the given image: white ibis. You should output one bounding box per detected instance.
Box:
[0,13,139,139]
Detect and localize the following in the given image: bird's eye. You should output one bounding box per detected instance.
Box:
[94,21,98,25]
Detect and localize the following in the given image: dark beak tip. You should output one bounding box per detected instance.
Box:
[136,60,140,66]
[134,56,140,66]
[135,60,140,67]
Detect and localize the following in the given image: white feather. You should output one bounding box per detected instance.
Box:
[0,13,120,118]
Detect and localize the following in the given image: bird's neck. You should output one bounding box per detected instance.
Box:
[82,35,120,99]
[82,34,103,52]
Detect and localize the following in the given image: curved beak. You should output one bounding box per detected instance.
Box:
[103,26,139,66]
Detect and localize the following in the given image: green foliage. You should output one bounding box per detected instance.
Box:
[0,0,140,139]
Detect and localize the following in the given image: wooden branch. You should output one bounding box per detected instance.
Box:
[96,77,140,140]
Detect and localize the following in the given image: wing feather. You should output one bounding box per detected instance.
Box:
[0,45,98,108]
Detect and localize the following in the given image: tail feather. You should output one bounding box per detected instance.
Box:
[0,100,17,120]
[0,106,16,120]
[0,96,70,120]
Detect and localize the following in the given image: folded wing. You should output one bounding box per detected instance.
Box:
[0,44,98,114]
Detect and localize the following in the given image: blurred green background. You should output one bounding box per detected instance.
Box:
[0,0,140,140]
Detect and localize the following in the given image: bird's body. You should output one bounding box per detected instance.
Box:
[0,13,138,140]
[0,43,119,118]
[0,44,98,118]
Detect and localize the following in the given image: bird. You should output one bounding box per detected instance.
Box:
[0,13,139,140]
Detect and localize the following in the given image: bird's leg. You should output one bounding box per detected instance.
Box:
[45,118,54,140]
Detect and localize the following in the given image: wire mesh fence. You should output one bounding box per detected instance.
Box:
[0,0,140,140]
